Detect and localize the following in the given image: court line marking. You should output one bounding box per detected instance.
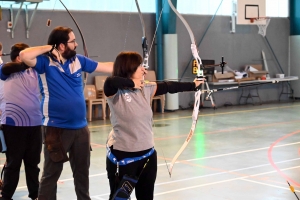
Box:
[154,119,300,141]
[90,197,107,200]
[13,104,300,196]
[90,166,300,200]
[88,104,300,129]
[157,141,300,166]
[85,104,300,198]
[15,173,107,189]
[268,130,300,187]
[89,120,300,147]
[149,166,300,198]
[241,178,298,192]
[16,157,300,191]
[16,141,300,189]
[155,158,300,186]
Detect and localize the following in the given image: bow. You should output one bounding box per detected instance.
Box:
[58,0,89,85]
[134,0,149,69]
[167,0,203,177]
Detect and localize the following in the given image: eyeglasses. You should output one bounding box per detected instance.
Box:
[67,40,76,45]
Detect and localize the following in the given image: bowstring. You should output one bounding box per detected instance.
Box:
[123,0,172,174]
[148,0,166,57]
[130,0,170,174]
[41,0,58,44]
[148,0,171,174]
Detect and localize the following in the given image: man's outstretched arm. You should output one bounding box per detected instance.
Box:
[95,62,114,74]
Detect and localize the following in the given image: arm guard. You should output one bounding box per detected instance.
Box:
[104,76,135,97]
[155,81,196,96]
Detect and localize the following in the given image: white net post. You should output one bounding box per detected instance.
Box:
[257,18,271,37]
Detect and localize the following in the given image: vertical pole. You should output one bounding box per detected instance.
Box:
[290,0,300,36]
[155,0,164,80]
[289,0,300,97]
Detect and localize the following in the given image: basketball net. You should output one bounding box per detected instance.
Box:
[253,18,271,37]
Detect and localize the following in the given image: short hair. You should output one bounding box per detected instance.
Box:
[48,26,73,47]
[0,42,2,51]
[10,43,29,61]
[113,51,143,78]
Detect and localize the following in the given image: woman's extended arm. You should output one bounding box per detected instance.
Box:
[153,79,204,97]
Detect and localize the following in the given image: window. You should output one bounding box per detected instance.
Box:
[0,0,288,17]
[0,0,155,13]
[266,0,288,17]
[178,0,288,17]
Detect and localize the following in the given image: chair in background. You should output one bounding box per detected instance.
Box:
[84,84,106,121]
[94,76,109,117]
[144,70,165,113]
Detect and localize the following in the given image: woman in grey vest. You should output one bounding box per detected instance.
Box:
[104,51,203,200]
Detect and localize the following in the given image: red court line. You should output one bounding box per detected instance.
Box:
[268,130,300,187]
[91,143,106,148]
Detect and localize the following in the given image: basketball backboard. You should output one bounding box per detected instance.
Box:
[236,0,266,25]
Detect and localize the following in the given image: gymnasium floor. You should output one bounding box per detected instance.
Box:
[1,101,300,200]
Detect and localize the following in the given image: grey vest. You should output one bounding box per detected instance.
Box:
[107,83,156,152]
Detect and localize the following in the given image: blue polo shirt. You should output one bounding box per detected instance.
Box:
[35,54,97,129]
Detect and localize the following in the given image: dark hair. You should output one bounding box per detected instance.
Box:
[47,26,73,47]
[113,51,142,78]
[0,42,2,51]
[10,43,29,61]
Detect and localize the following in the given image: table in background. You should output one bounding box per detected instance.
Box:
[203,76,298,106]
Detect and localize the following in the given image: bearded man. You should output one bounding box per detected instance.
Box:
[20,26,113,200]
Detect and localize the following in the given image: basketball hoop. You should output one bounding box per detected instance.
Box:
[250,17,271,37]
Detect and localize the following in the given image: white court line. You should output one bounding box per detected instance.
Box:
[241,178,300,192]
[156,158,300,186]
[81,162,300,200]
[143,166,300,198]
[16,160,300,199]
[91,197,107,200]
[16,158,300,191]
[158,141,300,167]
[56,172,107,182]
[15,142,300,190]
[73,193,110,200]
[15,157,300,190]
[15,173,107,190]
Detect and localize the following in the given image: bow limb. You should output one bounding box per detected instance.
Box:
[167,0,203,77]
[167,0,203,177]
[59,0,88,57]
[58,0,89,85]
[135,0,149,69]
[168,90,201,176]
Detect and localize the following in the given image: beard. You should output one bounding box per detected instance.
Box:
[62,46,76,60]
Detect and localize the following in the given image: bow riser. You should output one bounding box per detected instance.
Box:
[135,0,149,69]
